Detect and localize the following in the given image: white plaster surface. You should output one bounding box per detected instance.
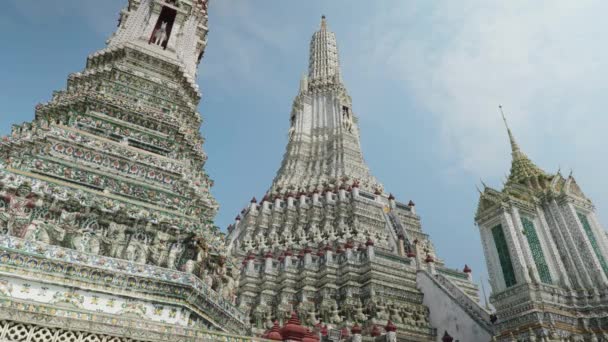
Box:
[417,271,492,342]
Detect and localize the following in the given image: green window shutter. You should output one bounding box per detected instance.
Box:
[521,217,552,284]
[577,212,608,277]
[492,224,517,287]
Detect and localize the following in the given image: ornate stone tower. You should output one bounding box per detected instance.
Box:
[475,108,608,340]
[227,17,493,342]
[0,1,251,341]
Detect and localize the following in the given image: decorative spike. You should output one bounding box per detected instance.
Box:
[499,105,521,155]
[480,179,488,189]
[499,105,546,187]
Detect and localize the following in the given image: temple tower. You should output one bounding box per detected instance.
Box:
[270,15,380,194]
[227,17,493,342]
[475,108,608,340]
[0,1,250,341]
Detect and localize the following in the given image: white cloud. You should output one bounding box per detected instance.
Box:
[361,0,608,178]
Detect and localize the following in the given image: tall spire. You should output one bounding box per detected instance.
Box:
[499,106,546,186]
[308,15,341,81]
[268,17,381,194]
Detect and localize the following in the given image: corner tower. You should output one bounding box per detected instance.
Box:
[475,108,608,340]
[227,17,493,341]
[0,1,250,341]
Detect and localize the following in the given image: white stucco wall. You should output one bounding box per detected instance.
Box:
[417,271,492,342]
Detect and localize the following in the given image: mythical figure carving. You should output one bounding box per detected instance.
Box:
[167,241,184,269]
[149,230,172,266]
[329,304,342,324]
[268,228,279,248]
[374,300,389,321]
[305,308,318,326]
[389,305,403,324]
[22,220,48,243]
[0,183,40,237]
[22,218,65,245]
[71,219,101,255]
[151,22,169,46]
[354,300,367,323]
[184,236,209,275]
[105,222,128,258]
[342,107,353,133]
[125,232,149,264]
[221,266,239,304]
[265,311,274,330]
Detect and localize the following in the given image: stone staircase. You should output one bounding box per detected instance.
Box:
[417,269,494,341]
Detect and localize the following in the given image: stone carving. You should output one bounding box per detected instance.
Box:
[221,266,239,304]
[342,106,353,133]
[71,218,101,255]
[151,22,169,46]
[21,220,41,241]
[305,308,318,326]
[184,236,209,274]
[329,304,342,324]
[125,232,149,264]
[149,230,172,266]
[167,241,185,269]
[0,183,40,237]
[105,222,128,258]
[353,300,367,323]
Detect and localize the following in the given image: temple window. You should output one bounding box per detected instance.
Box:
[521,217,552,284]
[149,6,177,49]
[577,212,608,277]
[491,224,517,287]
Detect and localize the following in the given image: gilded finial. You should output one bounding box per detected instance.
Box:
[499,105,521,155]
[499,105,508,128]
[320,15,327,30]
[475,184,483,195]
[498,105,546,186]
[480,179,488,189]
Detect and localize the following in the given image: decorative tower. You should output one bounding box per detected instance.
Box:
[475,107,608,340]
[227,16,493,341]
[0,1,250,341]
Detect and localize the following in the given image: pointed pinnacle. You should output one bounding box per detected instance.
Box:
[499,106,546,186]
[499,105,521,155]
[480,179,488,189]
[320,15,327,30]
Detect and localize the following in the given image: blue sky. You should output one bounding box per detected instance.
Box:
[2,0,607,296]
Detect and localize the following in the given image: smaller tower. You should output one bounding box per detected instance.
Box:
[475,107,608,340]
[109,0,209,78]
